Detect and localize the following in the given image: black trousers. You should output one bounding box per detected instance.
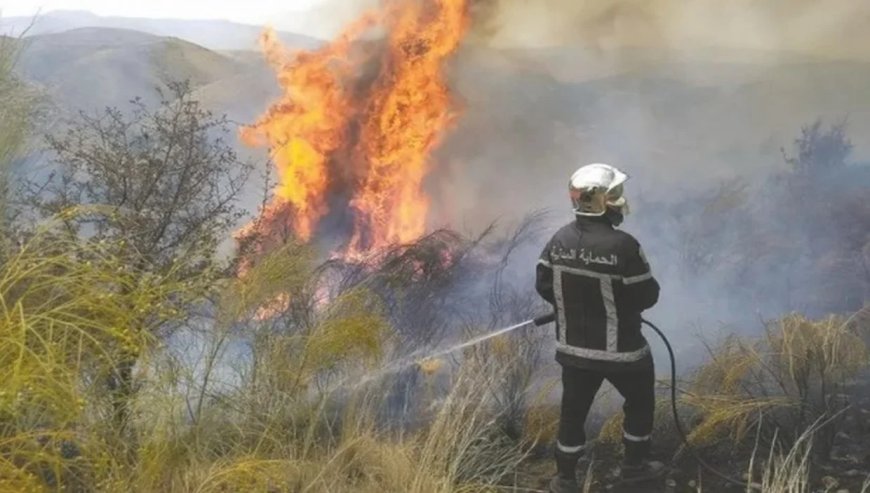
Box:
[554,360,655,478]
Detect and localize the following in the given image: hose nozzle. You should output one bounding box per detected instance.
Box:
[533,313,555,326]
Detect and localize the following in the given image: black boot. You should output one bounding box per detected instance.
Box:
[622,437,651,467]
[620,439,664,483]
[549,447,581,492]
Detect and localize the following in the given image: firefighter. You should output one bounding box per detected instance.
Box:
[536,163,664,491]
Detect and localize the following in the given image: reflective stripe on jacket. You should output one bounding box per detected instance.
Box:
[536,215,659,372]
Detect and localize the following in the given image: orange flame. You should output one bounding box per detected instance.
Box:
[240,16,376,241]
[239,0,469,262]
[348,0,469,257]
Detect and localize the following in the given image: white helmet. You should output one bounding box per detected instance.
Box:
[569,163,630,218]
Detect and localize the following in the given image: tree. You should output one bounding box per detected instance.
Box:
[781,118,853,173]
[29,80,253,434]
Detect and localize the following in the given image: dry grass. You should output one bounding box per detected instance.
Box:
[583,311,870,492]
[0,226,195,492]
[0,221,542,492]
[753,429,813,493]
[681,312,869,454]
[522,400,559,446]
[3,224,868,493]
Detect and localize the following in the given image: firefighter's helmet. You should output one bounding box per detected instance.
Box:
[569,163,629,217]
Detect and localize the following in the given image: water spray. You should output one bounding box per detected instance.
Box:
[428,313,556,359]
[413,314,554,373]
[331,313,557,392]
[412,314,555,375]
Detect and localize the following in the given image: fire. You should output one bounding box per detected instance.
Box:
[240,18,375,242]
[349,0,469,257]
[239,0,470,263]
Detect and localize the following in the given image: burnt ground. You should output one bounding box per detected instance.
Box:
[510,392,870,493]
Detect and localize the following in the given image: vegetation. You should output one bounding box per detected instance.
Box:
[0,65,550,489]
[0,227,540,492]
[781,118,853,173]
[0,27,40,253]
[683,312,869,453]
[1,30,868,491]
[23,80,253,437]
[642,119,870,318]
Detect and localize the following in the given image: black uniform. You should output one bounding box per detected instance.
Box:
[536,214,660,477]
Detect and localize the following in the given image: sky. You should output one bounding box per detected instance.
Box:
[1,0,325,25]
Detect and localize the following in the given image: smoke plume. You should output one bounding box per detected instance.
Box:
[258,0,870,361]
[293,0,870,61]
[469,0,870,59]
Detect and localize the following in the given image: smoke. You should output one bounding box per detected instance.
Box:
[468,0,870,61]
[469,0,666,51]
[436,0,870,362]
[257,0,870,361]
[282,0,870,71]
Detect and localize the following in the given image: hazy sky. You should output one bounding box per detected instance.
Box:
[1,0,325,24]
[3,0,868,59]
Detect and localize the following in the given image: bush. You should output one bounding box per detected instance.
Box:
[782,119,853,174]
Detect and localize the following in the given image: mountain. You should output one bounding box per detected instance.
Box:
[1,10,320,52]
[14,28,250,112]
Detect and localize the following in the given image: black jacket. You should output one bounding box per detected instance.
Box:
[536,215,659,372]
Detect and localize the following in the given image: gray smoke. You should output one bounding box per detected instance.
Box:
[268,0,870,364]
[447,0,869,366]
[469,0,870,58]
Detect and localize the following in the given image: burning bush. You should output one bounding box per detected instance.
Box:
[238,0,470,261]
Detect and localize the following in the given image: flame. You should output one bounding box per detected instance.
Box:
[348,0,469,257]
[240,17,376,242]
[239,0,469,263]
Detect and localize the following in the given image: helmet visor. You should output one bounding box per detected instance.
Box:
[606,183,624,201]
[605,183,629,216]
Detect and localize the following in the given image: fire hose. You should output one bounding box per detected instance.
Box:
[528,313,751,488]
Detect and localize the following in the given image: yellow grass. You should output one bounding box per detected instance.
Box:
[0,223,537,492]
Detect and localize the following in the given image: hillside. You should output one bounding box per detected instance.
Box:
[16,28,245,112]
